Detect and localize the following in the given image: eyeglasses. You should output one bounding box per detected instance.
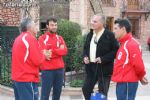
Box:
[94,36,98,44]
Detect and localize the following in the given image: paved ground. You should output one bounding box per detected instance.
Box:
[0,51,150,100]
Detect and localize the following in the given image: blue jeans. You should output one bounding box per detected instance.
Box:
[13,81,39,100]
[116,82,138,100]
[40,68,64,100]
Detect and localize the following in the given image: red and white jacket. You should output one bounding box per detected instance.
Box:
[12,32,45,82]
[112,33,146,82]
[39,31,68,70]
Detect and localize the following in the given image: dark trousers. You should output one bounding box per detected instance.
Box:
[40,68,64,100]
[82,63,111,100]
[13,81,39,100]
[116,82,138,100]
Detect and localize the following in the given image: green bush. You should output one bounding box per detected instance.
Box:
[70,79,84,87]
[57,19,84,72]
[71,35,85,72]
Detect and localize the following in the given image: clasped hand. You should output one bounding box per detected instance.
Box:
[83,57,101,64]
[43,49,52,60]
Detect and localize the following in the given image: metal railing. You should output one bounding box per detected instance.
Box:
[0,26,19,87]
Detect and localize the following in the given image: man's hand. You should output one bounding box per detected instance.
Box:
[95,57,101,63]
[43,49,52,60]
[140,77,148,85]
[60,44,64,49]
[84,57,90,64]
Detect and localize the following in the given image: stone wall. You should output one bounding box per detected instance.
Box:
[0,7,20,26]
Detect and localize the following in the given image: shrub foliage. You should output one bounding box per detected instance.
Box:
[57,19,84,72]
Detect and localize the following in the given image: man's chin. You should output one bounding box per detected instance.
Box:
[50,31,57,33]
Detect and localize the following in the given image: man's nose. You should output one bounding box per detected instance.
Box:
[54,25,57,28]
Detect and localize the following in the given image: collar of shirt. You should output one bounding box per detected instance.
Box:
[93,28,105,41]
[46,31,57,37]
[23,32,36,39]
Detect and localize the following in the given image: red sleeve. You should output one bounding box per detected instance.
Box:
[28,36,45,66]
[51,36,68,58]
[38,35,46,49]
[129,43,146,80]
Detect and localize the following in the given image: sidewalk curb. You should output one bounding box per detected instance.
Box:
[0,82,116,96]
[61,82,116,96]
[0,85,13,96]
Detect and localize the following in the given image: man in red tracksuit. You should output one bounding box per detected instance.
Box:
[112,19,148,100]
[39,17,68,100]
[12,18,50,100]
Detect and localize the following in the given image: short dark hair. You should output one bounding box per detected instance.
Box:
[46,17,57,25]
[114,18,132,33]
[20,18,33,32]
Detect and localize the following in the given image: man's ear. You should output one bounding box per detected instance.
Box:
[122,27,126,31]
[46,25,49,29]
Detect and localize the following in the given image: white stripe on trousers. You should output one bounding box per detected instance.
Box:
[31,82,35,100]
[126,83,129,100]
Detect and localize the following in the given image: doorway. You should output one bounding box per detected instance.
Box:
[129,18,140,38]
[106,17,114,31]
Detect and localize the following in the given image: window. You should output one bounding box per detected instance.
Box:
[40,22,46,31]
[127,0,139,10]
[101,0,111,5]
[101,0,115,7]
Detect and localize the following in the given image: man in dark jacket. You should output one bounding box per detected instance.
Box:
[82,14,119,100]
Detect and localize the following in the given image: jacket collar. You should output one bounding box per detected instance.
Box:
[22,31,33,37]
[89,29,106,43]
[46,31,57,37]
[119,33,132,45]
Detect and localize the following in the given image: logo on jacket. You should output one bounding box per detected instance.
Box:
[118,52,122,60]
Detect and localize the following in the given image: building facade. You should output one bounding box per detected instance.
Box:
[0,0,150,50]
[70,0,150,50]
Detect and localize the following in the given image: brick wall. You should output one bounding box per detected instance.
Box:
[0,6,20,26]
[0,0,39,26]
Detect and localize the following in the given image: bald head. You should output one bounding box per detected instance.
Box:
[91,14,105,32]
[94,14,105,25]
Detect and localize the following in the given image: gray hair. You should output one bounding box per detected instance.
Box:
[20,18,33,32]
[94,14,106,25]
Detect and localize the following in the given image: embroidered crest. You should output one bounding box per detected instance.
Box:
[118,52,122,60]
